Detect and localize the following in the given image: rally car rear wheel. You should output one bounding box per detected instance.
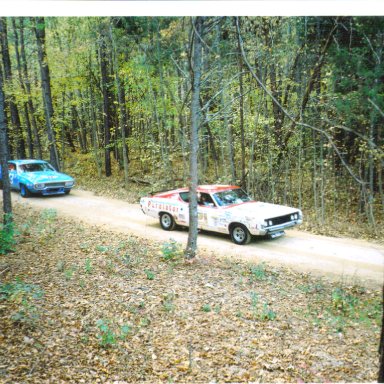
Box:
[160,212,176,231]
[230,224,251,245]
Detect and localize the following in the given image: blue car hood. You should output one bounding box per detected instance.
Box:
[22,171,73,183]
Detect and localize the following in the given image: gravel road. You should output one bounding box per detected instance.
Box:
[11,189,384,287]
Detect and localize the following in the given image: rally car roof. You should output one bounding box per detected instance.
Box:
[153,185,240,197]
[10,159,48,165]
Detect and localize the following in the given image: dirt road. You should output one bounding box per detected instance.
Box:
[11,189,384,287]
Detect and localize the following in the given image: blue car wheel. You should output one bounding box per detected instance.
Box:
[20,184,31,198]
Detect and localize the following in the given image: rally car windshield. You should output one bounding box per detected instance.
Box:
[213,188,251,207]
[19,163,55,173]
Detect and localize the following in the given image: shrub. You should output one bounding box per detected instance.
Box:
[0,219,15,255]
[160,239,183,262]
[144,269,155,280]
[0,278,44,326]
[96,319,131,348]
[250,263,266,281]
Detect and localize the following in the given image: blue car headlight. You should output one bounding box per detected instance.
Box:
[65,181,74,187]
[34,183,45,190]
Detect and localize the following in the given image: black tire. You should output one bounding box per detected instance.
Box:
[160,212,176,231]
[20,184,31,198]
[64,189,71,195]
[230,224,251,245]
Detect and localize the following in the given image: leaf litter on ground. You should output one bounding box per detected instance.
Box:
[0,204,381,383]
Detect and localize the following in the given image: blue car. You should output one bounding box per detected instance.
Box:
[0,159,75,197]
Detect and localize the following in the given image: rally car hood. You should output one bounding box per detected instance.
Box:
[226,201,298,219]
[22,171,72,183]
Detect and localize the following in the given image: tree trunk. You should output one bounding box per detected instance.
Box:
[285,17,339,149]
[185,17,204,261]
[34,17,60,170]
[12,18,34,159]
[0,17,26,159]
[216,23,236,184]
[99,24,112,177]
[155,20,173,183]
[89,84,102,178]
[379,285,384,382]
[20,18,42,159]
[236,18,246,188]
[110,24,129,187]
[77,91,88,154]
[0,66,12,225]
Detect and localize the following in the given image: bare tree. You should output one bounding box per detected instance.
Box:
[184,17,204,260]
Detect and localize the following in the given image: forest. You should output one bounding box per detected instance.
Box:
[0,16,383,238]
[0,15,383,383]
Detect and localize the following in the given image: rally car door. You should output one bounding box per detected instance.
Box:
[197,193,223,231]
[8,163,19,189]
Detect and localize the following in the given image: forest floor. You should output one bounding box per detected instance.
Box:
[0,201,382,383]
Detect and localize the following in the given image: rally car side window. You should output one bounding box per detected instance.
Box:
[179,192,189,202]
[198,193,216,207]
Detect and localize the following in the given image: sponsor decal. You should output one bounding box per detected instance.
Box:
[149,200,180,213]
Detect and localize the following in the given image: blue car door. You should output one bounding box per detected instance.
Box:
[8,164,19,189]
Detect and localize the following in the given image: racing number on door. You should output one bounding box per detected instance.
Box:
[8,166,18,188]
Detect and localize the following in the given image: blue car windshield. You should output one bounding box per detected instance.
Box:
[213,189,251,207]
[19,163,55,173]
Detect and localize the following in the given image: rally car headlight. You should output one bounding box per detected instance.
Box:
[65,181,74,187]
[34,183,45,189]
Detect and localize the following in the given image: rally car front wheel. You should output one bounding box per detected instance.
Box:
[20,184,31,198]
[160,212,176,231]
[230,224,251,245]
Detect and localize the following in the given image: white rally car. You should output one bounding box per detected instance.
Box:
[140,185,303,245]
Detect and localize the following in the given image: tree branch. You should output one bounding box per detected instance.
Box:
[235,16,368,186]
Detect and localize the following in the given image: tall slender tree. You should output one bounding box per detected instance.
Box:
[19,18,42,159]
[12,18,34,158]
[99,22,113,177]
[236,17,246,188]
[379,285,384,382]
[34,16,60,170]
[0,65,12,226]
[0,17,26,159]
[110,23,129,186]
[185,17,204,260]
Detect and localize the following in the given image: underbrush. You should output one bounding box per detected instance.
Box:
[0,204,381,382]
[0,217,15,255]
